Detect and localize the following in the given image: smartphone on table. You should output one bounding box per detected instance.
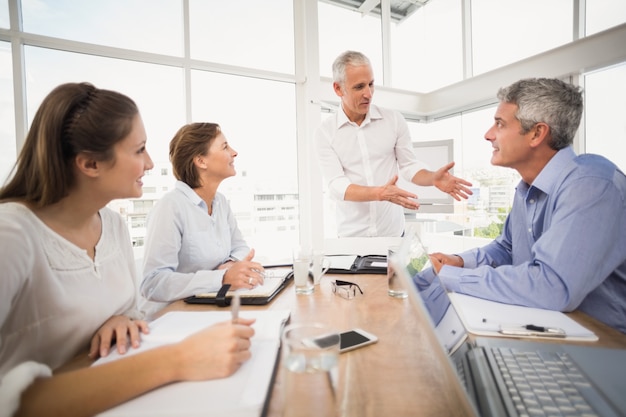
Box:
[303,328,378,353]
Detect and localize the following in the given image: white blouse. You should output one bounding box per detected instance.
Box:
[0,202,141,415]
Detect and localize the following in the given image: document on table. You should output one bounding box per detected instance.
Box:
[448,292,598,342]
[326,255,358,270]
[94,309,291,417]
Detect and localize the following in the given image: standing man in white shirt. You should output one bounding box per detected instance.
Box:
[315,50,473,237]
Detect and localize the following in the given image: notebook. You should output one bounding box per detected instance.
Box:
[326,254,387,274]
[184,267,293,306]
[94,309,291,417]
[391,232,626,417]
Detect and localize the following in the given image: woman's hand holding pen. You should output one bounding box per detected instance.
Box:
[223,249,265,289]
[428,252,464,274]
[174,318,256,380]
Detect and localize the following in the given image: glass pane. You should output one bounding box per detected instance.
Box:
[318,1,383,81]
[21,0,183,56]
[189,0,294,74]
[0,0,8,29]
[24,46,186,257]
[391,0,463,92]
[0,41,15,184]
[471,0,573,76]
[458,107,520,242]
[586,0,626,36]
[24,47,185,160]
[191,70,298,263]
[584,63,626,172]
[407,108,519,246]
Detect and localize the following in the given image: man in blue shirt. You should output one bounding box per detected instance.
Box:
[419,78,626,334]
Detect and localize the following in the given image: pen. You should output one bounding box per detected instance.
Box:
[231,292,240,323]
[524,324,564,334]
[483,319,564,335]
[498,324,566,338]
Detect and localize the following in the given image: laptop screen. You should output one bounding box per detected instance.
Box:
[389,230,468,355]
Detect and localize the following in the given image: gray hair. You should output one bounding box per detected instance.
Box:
[497,78,583,150]
[332,50,371,86]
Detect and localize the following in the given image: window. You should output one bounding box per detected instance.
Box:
[21,0,183,56]
[189,0,294,74]
[408,107,519,239]
[190,70,298,259]
[23,47,186,163]
[2,0,625,258]
[0,41,15,182]
[471,0,573,76]
[586,0,626,36]
[391,0,463,92]
[0,0,8,28]
[584,63,626,172]
[318,1,383,80]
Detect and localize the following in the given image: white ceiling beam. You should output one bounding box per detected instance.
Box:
[358,0,380,16]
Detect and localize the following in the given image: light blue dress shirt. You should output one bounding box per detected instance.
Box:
[141,181,249,303]
[417,147,626,333]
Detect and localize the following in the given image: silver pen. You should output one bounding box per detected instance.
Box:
[231,292,240,323]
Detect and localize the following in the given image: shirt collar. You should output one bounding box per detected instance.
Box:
[336,103,381,128]
[175,180,208,210]
[531,146,576,195]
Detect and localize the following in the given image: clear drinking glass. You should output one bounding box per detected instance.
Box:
[292,245,314,295]
[281,323,340,417]
[387,245,407,298]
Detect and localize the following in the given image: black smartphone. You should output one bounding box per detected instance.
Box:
[304,328,378,353]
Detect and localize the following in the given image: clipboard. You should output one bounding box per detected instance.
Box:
[448,292,598,342]
[326,255,387,275]
[184,268,293,306]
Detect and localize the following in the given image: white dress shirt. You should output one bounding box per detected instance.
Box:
[315,104,427,237]
[141,181,249,303]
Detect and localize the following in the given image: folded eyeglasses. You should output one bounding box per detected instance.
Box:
[331,280,364,300]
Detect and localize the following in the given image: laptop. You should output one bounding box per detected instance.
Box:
[391,231,626,417]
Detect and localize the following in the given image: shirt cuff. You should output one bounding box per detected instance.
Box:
[0,361,52,417]
[457,252,477,269]
[412,266,437,291]
[438,265,463,292]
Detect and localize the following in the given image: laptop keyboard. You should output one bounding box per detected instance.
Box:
[492,347,600,417]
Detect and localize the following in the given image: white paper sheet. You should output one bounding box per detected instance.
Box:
[95,310,290,416]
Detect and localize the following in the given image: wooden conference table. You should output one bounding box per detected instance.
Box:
[152,272,626,417]
[58,271,626,416]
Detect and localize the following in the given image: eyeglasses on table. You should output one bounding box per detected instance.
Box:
[331,280,364,300]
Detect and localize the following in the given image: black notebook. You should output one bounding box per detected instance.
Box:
[326,255,387,274]
[184,268,293,306]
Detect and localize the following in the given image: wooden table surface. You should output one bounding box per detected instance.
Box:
[60,271,626,417]
[158,272,477,417]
